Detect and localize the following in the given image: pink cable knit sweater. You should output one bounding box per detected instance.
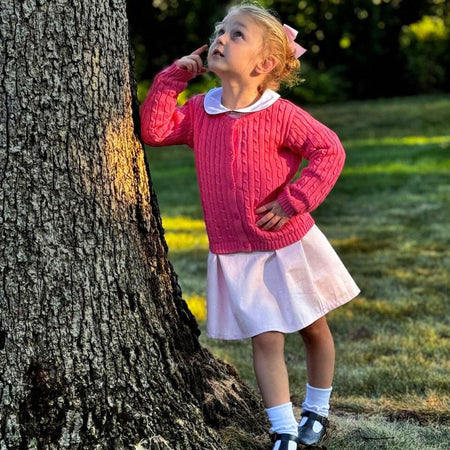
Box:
[141,63,346,254]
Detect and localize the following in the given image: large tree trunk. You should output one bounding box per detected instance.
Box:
[0,1,266,448]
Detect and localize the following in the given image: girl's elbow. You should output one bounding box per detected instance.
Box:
[333,146,346,174]
[141,127,164,146]
[337,144,346,165]
[330,133,345,165]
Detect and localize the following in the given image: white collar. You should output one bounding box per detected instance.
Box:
[203,87,280,115]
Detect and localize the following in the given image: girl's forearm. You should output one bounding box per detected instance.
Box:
[279,110,346,216]
[140,63,194,147]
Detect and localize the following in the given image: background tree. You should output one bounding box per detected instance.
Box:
[129,0,450,103]
[0,0,265,448]
[127,0,229,83]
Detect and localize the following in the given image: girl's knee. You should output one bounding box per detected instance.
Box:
[252,331,284,353]
[299,316,331,342]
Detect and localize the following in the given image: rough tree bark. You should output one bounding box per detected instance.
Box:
[0,1,266,448]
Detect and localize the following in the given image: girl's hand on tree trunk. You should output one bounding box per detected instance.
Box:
[255,200,290,231]
[176,45,208,76]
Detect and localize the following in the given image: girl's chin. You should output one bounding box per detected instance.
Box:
[206,64,221,76]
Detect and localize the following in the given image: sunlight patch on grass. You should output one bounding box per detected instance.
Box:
[185,295,207,322]
[346,297,417,319]
[333,392,450,419]
[162,216,208,251]
[342,135,450,174]
[346,135,450,147]
[162,216,206,231]
[165,231,208,251]
[343,160,449,175]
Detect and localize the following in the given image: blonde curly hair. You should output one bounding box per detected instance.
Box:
[225,2,301,93]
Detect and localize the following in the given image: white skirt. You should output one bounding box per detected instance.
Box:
[206,225,360,340]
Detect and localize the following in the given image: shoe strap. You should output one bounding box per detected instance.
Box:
[301,410,329,426]
[271,432,300,444]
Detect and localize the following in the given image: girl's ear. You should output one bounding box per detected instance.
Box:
[256,56,276,74]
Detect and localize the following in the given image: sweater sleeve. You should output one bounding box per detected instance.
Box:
[277,105,346,217]
[140,62,196,148]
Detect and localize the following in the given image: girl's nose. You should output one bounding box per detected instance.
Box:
[217,32,228,45]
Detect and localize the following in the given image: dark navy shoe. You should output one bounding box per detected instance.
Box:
[270,432,300,450]
[297,411,329,447]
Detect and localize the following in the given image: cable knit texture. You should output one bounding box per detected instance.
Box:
[141,63,346,254]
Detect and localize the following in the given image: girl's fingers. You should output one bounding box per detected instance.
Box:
[176,58,190,71]
[256,212,277,229]
[190,45,208,72]
[273,218,288,231]
[193,54,205,72]
[177,45,208,74]
[191,44,208,56]
[255,200,289,230]
[255,205,269,215]
[255,212,270,228]
[259,215,286,231]
[256,201,288,218]
[177,54,205,74]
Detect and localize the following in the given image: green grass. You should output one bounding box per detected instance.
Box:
[146,94,450,449]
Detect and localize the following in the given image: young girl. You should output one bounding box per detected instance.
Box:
[141,2,360,448]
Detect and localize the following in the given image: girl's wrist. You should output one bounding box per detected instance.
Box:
[277,190,301,217]
[162,61,197,82]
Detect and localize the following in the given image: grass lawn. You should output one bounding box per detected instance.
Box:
[145,94,450,449]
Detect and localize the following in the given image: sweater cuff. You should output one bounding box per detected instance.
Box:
[278,188,306,217]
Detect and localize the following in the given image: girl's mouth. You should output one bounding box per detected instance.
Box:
[212,49,224,57]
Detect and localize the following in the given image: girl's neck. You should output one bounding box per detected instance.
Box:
[220,80,262,111]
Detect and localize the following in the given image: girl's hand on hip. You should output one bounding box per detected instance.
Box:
[255,200,290,231]
[176,45,208,76]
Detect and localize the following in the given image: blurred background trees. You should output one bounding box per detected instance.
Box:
[128,0,449,104]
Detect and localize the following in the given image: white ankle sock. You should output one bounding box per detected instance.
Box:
[301,383,332,418]
[266,402,298,450]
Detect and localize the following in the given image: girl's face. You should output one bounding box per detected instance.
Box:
[207,12,266,82]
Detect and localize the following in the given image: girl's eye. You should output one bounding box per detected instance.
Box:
[216,29,225,36]
[232,30,244,39]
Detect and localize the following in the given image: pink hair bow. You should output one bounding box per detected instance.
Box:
[283,24,307,58]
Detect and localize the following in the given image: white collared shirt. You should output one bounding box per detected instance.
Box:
[203,87,280,116]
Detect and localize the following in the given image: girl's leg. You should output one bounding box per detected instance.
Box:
[252,331,290,407]
[299,316,335,388]
[252,332,298,448]
[297,316,334,446]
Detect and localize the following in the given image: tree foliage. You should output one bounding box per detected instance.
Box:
[129,0,449,102]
